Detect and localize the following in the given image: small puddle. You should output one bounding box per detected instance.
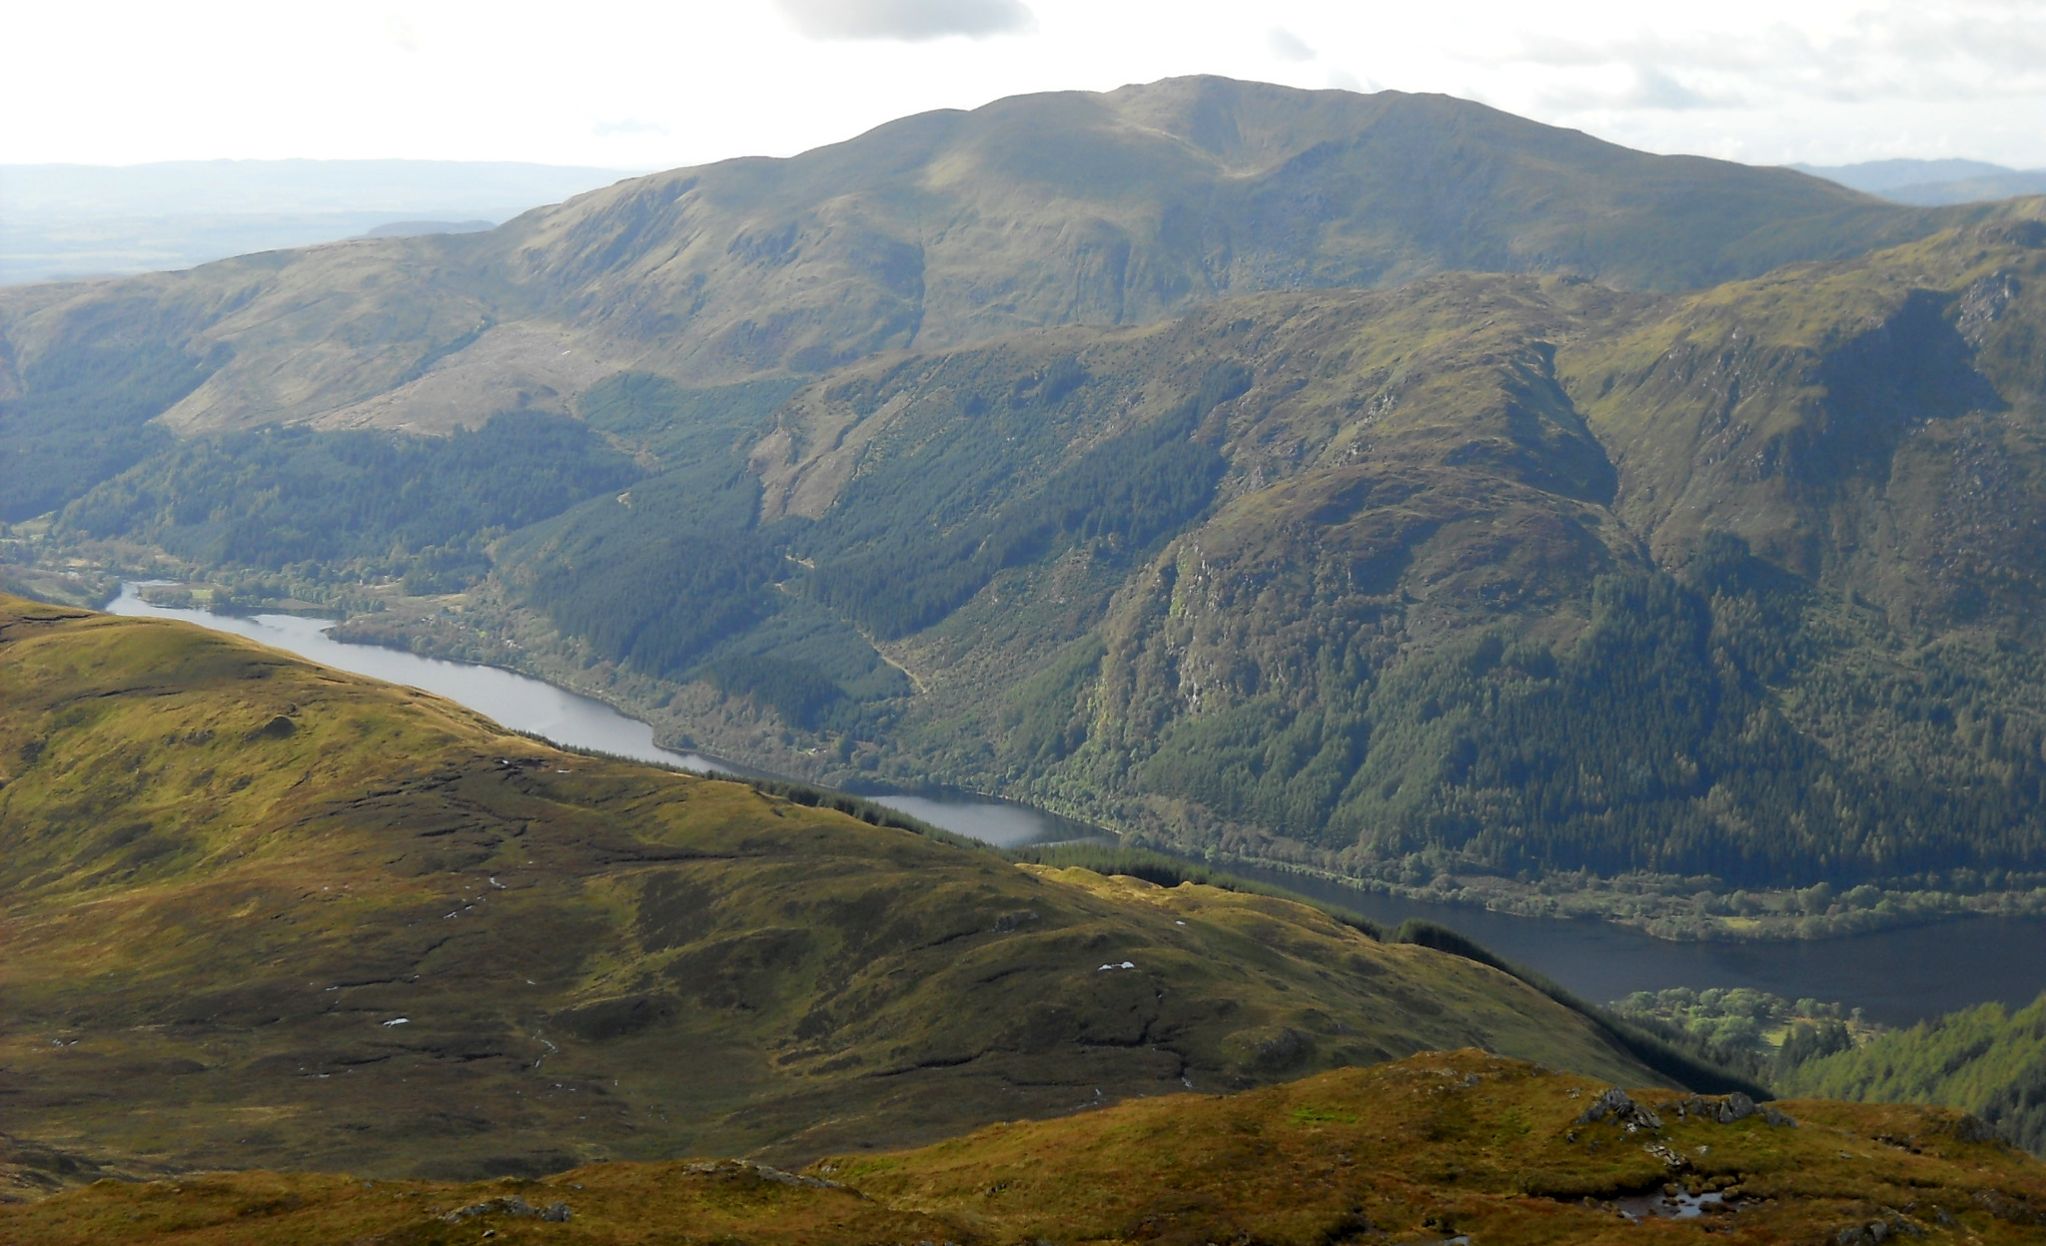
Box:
[1613,1189,1733,1221]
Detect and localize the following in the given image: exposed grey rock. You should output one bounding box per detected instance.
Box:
[1663,1092,1793,1127]
[683,1159,853,1192]
[1578,1088,1662,1132]
[1952,1114,1998,1143]
[442,1194,573,1223]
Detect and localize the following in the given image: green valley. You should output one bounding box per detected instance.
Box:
[5,78,2045,934]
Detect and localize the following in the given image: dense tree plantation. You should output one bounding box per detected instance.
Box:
[1780,993,2046,1155]
[0,300,214,521]
[1127,553,2046,886]
[803,361,1244,638]
[502,377,796,678]
[58,412,641,584]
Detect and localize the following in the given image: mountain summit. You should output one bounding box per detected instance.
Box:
[0,76,1968,440]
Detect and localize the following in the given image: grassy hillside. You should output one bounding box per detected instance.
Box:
[1781,993,2046,1155]
[0,595,1666,1182]
[7,1050,2045,1243]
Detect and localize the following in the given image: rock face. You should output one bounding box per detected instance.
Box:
[1577,1087,1664,1132]
[442,1195,572,1222]
[1578,1087,1801,1135]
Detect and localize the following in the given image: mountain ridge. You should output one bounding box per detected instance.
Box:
[0,75,1979,445]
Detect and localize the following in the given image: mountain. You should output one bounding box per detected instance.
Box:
[468,213,2045,915]
[0,78,1971,446]
[1796,159,2046,206]
[6,78,2045,928]
[8,1050,2046,1243]
[0,594,1681,1182]
[1887,172,2046,207]
[0,160,637,285]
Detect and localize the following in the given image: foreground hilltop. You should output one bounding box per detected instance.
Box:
[0,595,1668,1184]
[7,1050,2045,1244]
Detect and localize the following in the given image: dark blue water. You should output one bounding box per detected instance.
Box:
[1223,862,2046,1026]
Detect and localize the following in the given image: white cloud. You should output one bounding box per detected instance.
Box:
[1326,67,1367,93]
[776,0,1036,41]
[1267,26,1314,62]
[592,119,671,138]
[3,1,2043,170]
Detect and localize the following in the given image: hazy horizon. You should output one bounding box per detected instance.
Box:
[7,2,2044,172]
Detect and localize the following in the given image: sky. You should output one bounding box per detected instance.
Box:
[7,0,2045,172]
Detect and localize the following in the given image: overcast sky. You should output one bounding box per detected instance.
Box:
[7,0,2044,171]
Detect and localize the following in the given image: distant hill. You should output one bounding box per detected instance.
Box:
[1794,158,2018,193]
[1885,172,2046,206]
[359,219,496,238]
[1795,158,2046,205]
[0,77,1975,440]
[0,159,636,284]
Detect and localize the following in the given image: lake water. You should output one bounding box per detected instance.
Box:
[1222,863,2046,1026]
[103,583,1080,849]
[106,583,2046,1023]
[108,583,740,774]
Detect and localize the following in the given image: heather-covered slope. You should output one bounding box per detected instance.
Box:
[0,596,1660,1181]
[8,1051,2046,1244]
